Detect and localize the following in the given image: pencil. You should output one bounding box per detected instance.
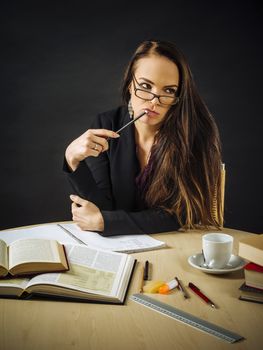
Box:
[140,265,145,293]
[175,277,189,299]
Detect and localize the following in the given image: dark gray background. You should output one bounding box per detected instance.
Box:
[1,1,262,233]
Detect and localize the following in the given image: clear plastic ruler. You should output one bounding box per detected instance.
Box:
[130,294,244,343]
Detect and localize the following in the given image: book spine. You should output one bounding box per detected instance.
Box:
[239,296,263,304]
[239,282,263,293]
[244,282,263,291]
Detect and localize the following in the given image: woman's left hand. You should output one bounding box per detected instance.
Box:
[70,195,104,232]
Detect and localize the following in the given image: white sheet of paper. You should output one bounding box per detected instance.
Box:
[0,223,166,253]
[59,223,166,253]
[0,224,78,245]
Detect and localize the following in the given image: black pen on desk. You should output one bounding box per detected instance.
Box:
[139,261,149,293]
[188,282,216,308]
[115,110,147,134]
[143,260,149,281]
[175,277,189,299]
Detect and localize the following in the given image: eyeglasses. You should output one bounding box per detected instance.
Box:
[132,75,179,106]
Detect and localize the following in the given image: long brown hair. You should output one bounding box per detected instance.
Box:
[122,40,223,229]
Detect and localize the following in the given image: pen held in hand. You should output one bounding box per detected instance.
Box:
[105,110,147,143]
[115,110,147,134]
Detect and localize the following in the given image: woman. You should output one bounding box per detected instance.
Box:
[64,40,223,236]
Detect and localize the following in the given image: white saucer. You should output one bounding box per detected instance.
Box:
[188,253,247,274]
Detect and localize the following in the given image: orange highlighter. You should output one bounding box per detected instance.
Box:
[158,278,179,294]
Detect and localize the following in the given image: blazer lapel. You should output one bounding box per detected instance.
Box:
[110,111,140,210]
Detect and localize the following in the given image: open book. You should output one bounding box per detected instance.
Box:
[0,238,69,278]
[0,244,136,304]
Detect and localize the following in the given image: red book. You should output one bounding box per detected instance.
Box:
[245,262,263,273]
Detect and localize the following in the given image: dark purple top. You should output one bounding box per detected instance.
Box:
[135,149,154,200]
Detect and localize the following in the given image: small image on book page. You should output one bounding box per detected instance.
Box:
[58,264,115,293]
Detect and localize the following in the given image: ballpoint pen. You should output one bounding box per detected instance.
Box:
[115,110,147,134]
[175,277,189,299]
[106,110,148,143]
[188,282,216,308]
[143,260,149,281]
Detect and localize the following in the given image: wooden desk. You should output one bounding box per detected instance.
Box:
[0,225,262,350]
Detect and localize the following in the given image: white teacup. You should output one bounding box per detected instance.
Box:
[202,233,233,269]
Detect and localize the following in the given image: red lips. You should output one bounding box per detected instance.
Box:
[144,108,160,116]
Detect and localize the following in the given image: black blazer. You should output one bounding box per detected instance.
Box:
[64,106,180,236]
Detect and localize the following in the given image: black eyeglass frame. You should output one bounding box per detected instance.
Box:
[132,75,179,106]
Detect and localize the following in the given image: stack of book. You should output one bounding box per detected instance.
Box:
[238,234,263,304]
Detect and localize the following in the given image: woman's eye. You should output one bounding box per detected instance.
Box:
[165,88,176,95]
[140,83,151,90]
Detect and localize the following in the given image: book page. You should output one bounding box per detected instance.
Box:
[57,245,123,293]
[9,239,60,269]
[58,264,115,293]
[0,277,30,297]
[67,245,123,272]
[0,239,8,271]
[0,277,29,288]
[60,223,166,252]
[26,244,131,296]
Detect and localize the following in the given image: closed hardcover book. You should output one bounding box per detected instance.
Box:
[244,262,263,290]
[239,283,263,304]
[238,234,263,266]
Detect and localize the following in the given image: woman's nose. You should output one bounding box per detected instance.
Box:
[150,96,159,106]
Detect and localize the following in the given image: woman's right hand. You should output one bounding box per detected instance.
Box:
[65,129,120,171]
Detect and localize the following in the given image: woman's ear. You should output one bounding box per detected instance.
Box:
[128,98,134,119]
